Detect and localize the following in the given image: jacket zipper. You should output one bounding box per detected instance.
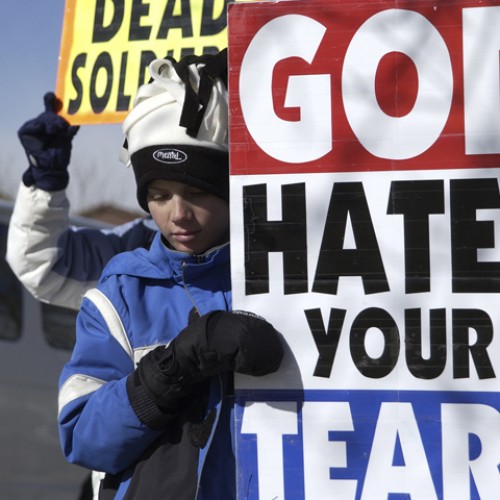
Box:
[180,259,226,499]
[181,260,202,317]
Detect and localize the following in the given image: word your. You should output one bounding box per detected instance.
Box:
[305,306,495,380]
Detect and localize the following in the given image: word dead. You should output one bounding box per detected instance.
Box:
[67,0,228,115]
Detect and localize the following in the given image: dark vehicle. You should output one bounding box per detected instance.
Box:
[0,199,107,499]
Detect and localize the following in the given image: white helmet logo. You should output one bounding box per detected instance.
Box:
[153,148,188,164]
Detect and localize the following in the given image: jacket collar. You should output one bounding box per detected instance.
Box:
[101,231,230,280]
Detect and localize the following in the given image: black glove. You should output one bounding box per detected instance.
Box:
[127,349,203,429]
[18,92,79,191]
[167,310,284,379]
[128,311,284,428]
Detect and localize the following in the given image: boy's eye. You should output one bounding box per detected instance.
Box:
[148,192,171,201]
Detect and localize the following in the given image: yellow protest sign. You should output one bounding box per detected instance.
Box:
[56,0,229,124]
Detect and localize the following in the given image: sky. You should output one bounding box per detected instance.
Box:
[0,1,140,215]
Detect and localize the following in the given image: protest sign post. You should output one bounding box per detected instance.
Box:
[228,1,500,498]
[56,0,230,124]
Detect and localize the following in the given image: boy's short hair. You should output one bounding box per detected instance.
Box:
[121,50,228,212]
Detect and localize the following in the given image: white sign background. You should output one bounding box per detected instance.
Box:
[228,1,500,498]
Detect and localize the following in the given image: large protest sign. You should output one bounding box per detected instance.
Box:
[228,0,500,498]
[56,0,230,124]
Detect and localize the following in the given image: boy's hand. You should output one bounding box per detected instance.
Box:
[18,92,79,191]
[157,310,284,380]
[130,311,284,426]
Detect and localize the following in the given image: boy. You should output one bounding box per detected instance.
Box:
[57,50,284,499]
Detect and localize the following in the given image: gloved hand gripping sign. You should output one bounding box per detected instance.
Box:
[18,92,79,192]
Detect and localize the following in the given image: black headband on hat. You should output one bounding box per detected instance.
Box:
[133,145,229,212]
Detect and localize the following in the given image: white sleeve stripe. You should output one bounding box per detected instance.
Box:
[84,288,133,359]
[58,374,106,416]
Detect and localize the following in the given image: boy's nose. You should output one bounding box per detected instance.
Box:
[170,196,191,221]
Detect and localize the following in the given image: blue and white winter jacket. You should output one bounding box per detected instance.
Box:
[7,183,155,310]
[58,232,234,499]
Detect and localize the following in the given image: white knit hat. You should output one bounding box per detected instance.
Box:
[120,50,228,211]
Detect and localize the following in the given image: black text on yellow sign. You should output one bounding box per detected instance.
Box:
[57,0,230,125]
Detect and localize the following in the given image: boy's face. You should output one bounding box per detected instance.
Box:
[147,179,229,254]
